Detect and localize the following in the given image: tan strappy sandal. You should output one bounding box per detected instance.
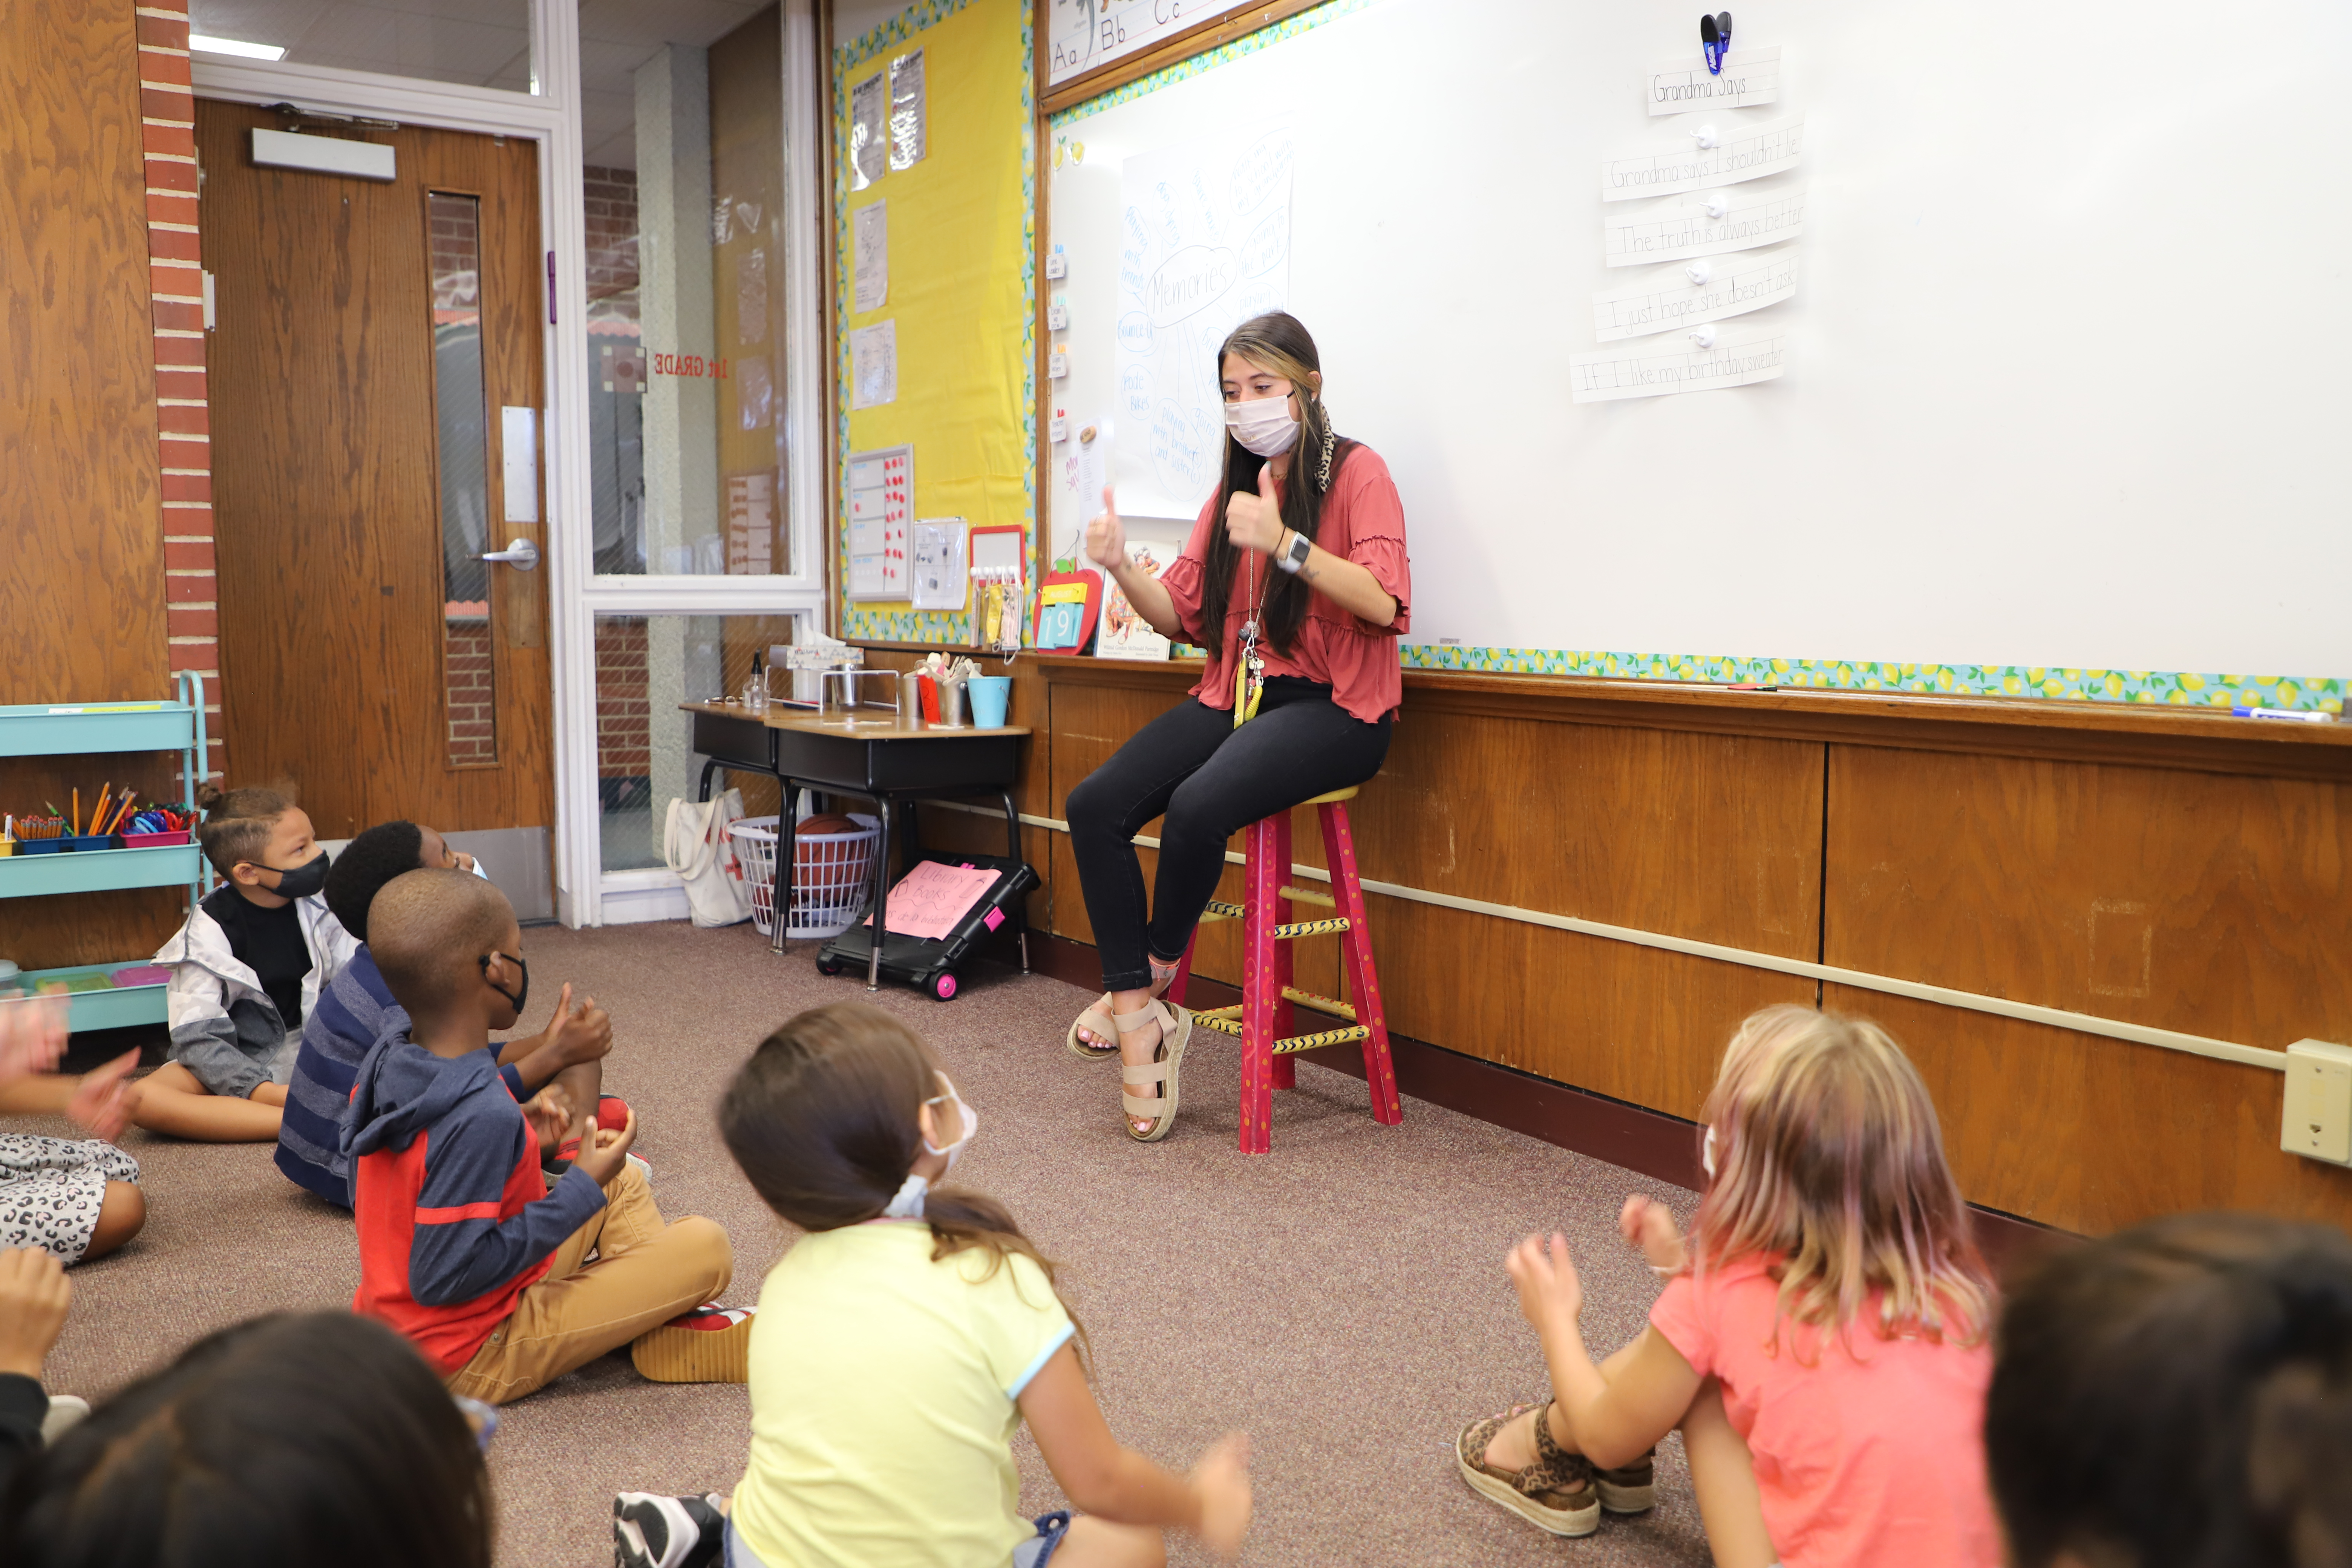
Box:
[1065,959,1182,1061]
[1117,998,1191,1143]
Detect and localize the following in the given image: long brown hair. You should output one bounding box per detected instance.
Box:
[1690,1005,1994,1351]
[1197,311,1357,657]
[718,1002,1086,1358]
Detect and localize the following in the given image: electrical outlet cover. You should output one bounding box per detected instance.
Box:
[2283,1039,2352,1165]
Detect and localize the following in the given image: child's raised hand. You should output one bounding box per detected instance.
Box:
[574,1105,638,1188]
[1505,1231,1585,1334]
[1188,1431,1253,1559]
[1620,1195,1687,1272]
[65,1050,142,1143]
[0,992,69,1089]
[522,1086,573,1157]
[0,1247,72,1380]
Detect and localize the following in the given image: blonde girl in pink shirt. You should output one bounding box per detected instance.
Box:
[1457,1006,2001,1568]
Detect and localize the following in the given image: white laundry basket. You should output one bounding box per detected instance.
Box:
[729,812,880,940]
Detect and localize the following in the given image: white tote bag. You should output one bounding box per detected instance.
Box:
[663,788,754,927]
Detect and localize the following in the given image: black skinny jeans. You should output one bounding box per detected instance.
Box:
[1066,677,1392,992]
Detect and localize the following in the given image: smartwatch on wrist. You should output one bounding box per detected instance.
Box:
[1274,528,1311,575]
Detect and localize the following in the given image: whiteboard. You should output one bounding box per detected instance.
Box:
[1045,0,2350,681]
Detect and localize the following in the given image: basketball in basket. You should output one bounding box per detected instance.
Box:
[727,812,880,939]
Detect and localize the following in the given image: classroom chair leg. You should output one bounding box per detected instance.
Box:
[1322,801,1401,1127]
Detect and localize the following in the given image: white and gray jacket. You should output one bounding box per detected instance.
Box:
[153,895,358,1099]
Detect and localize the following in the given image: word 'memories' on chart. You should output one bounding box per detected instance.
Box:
[1570,325,1788,403]
[1604,184,1806,267]
[1045,0,1259,88]
[1591,247,1800,342]
[1646,46,1781,116]
[1602,115,1804,202]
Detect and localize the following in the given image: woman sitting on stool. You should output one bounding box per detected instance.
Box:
[1065,311,1412,1142]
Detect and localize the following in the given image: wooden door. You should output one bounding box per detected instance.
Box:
[197,102,552,844]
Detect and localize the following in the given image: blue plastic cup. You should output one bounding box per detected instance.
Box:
[966,675,1011,729]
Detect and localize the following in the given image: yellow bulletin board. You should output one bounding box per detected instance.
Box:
[834,0,1034,644]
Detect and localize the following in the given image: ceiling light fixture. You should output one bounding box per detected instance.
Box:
[190,34,289,61]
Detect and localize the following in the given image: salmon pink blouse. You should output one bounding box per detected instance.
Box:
[1155,445,1412,724]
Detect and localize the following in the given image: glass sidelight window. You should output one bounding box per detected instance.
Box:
[429,191,498,767]
[579,5,792,576]
[593,612,807,872]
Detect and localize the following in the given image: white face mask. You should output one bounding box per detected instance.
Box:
[921,1074,980,1174]
[1223,394,1299,458]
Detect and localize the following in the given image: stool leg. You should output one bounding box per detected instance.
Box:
[1269,808,1297,1092]
[1167,931,1196,1010]
[1238,815,1280,1154]
[1321,802,1401,1127]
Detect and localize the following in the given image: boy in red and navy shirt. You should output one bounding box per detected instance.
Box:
[346,868,750,1404]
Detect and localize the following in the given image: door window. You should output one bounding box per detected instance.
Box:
[579,6,791,576]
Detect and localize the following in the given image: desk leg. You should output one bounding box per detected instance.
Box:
[770,785,798,957]
[697,760,720,803]
[867,799,891,991]
[1000,790,1028,973]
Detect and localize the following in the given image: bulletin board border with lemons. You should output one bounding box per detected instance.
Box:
[834,0,1035,645]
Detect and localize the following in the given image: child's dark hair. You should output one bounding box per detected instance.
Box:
[720,1002,1086,1358]
[191,782,293,877]
[325,820,426,942]
[1986,1211,2352,1568]
[2,1310,492,1568]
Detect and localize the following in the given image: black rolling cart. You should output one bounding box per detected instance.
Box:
[683,701,1034,995]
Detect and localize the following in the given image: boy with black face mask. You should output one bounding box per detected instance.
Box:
[145,785,358,1143]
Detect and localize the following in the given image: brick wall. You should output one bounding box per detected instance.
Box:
[595,616,650,788]
[446,620,496,766]
[138,0,220,787]
[583,165,639,327]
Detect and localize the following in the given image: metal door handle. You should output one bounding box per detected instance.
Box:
[479,537,539,571]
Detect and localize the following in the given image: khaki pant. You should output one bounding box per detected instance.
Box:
[446,1163,732,1405]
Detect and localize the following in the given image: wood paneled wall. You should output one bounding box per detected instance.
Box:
[0,0,185,968]
[1000,652,2352,1238]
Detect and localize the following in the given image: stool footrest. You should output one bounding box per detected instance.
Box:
[1274,916,1351,940]
[1280,885,1337,908]
[1190,1011,1370,1055]
[1200,900,1245,922]
[1282,986,1356,1021]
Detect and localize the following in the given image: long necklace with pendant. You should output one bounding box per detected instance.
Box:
[1233,527,1269,729]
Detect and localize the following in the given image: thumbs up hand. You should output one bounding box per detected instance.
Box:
[1223,463,1285,556]
[1083,486,1127,571]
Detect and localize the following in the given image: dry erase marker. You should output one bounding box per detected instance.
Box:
[1725,683,1779,691]
[2232,706,2334,724]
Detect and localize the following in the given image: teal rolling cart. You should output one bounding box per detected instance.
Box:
[0,674,209,1032]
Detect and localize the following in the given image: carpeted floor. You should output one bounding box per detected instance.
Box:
[25,920,1711,1567]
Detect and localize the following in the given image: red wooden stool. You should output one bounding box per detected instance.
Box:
[1166,785,1402,1153]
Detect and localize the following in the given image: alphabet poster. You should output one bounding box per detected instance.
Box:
[1114,125,1292,521]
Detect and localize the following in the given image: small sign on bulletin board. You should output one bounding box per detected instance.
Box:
[909,518,968,611]
[847,445,911,600]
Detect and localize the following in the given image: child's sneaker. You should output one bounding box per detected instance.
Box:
[612,1491,724,1568]
[1456,1401,1600,1537]
[632,1304,754,1383]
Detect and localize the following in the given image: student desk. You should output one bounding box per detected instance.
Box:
[680,701,1032,987]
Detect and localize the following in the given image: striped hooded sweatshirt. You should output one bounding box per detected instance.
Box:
[343,1021,605,1373]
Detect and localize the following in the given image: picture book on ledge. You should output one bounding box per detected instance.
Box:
[1097,541,1171,661]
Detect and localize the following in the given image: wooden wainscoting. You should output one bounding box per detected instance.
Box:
[0,0,178,969]
[1009,652,2352,1237]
